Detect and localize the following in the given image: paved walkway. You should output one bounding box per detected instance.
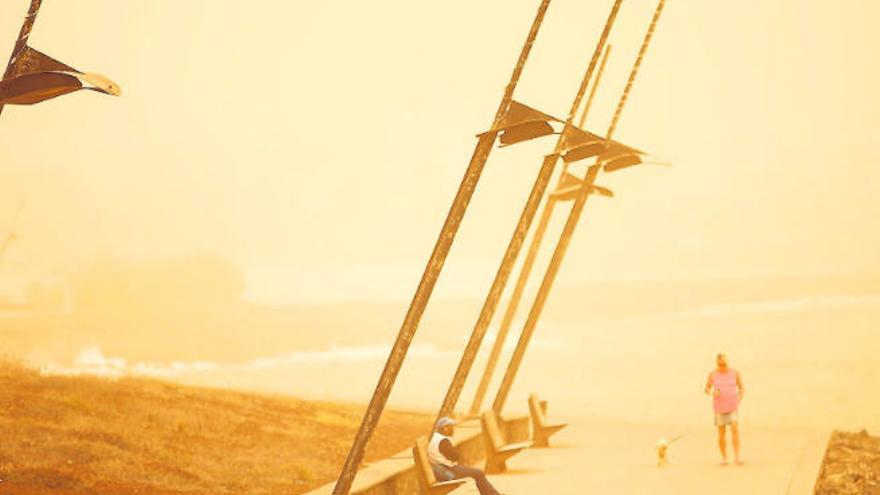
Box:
[462,417,827,495]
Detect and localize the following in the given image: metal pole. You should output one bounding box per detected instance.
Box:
[331,1,551,493]
[579,44,612,129]
[0,0,43,116]
[492,0,666,414]
[469,44,613,416]
[434,0,624,424]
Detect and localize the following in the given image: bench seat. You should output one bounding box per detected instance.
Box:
[413,438,466,495]
[480,411,532,473]
[528,393,568,448]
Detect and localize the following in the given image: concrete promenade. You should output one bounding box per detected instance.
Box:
[461,417,827,495]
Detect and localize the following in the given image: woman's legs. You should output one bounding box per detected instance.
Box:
[717,425,728,463]
[730,422,741,463]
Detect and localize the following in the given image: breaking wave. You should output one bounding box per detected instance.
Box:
[40,343,457,379]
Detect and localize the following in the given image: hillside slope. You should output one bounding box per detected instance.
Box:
[0,362,430,494]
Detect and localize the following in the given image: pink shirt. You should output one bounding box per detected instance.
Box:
[710,369,739,413]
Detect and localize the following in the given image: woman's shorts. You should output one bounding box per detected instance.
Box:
[714,409,739,426]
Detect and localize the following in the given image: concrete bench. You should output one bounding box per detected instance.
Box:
[412,438,466,495]
[528,393,568,448]
[480,411,532,473]
[303,417,528,495]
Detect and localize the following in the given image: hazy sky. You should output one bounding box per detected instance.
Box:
[1,0,878,302]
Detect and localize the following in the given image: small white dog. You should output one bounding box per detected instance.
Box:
[656,434,686,467]
[656,438,670,467]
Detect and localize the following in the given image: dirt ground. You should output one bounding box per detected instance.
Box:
[814,430,880,495]
[0,361,431,495]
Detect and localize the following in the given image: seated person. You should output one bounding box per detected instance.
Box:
[428,417,506,495]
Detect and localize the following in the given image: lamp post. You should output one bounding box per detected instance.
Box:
[0,0,42,116]
[331,2,552,492]
[433,0,624,425]
[0,0,120,112]
[493,0,667,414]
[469,44,613,416]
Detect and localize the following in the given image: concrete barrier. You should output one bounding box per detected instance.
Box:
[785,429,831,495]
[502,414,531,444]
[305,414,530,495]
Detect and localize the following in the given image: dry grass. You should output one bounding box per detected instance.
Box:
[0,361,431,494]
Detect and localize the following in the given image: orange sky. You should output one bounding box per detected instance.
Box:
[1,0,878,302]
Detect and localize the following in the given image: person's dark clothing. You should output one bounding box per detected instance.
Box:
[430,438,501,495]
[438,438,460,463]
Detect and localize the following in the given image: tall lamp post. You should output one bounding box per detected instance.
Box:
[0,0,120,113]
[493,0,668,414]
[331,2,552,492]
[432,0,624,425]
[469,43,613,416]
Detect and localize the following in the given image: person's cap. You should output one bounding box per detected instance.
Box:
[435,416,456,431]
